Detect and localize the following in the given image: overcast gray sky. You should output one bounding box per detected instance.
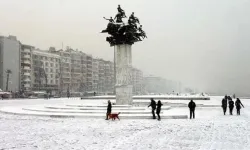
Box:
[0,0,250,95]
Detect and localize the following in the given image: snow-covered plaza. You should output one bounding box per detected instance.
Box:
[0,96,250,150]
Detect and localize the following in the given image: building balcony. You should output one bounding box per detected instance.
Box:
[23,49,31,53]
[24,72,31,76]
[24,84,31,88]
[22,60,31,65]
[62,80,70,83]
[23,66,31,70]
[23,55,31,59]
[23,78,31,82]
[62,76,71,79]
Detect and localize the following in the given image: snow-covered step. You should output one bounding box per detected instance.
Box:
[66,104,132,108]
[22,107,164,114]
[81,95,210,100]
[45,105,171,110]
[0,106,187,119]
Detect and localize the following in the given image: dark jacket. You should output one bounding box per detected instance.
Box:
[107,102,112,112]
[148,100,156,109]
[235,99,244,109]
[188,101,196,110]
[229,100,234,108]
[222,98,227,108]
[156,102,163,112]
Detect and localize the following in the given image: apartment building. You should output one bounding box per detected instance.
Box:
[86,54,93,92]
[20,44,34,92]
[0,35,145,96]
[80,52,87,92]
[132,68,143,95]
[143,75,168,94]
[32,49,60,94]
[103,60,114,94]
[92,58,99,93]
[97,59,105,94]
[0,35,21,92]
[69,49,82,92]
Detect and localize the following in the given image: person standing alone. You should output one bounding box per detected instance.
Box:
[156,100,163,121]
[188,100,196,119]
[235,98,244,115]
[148,98,156,119]
[105,100,112,120]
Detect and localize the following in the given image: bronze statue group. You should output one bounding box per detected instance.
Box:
[222,95,244,115]
[101,5,147,46]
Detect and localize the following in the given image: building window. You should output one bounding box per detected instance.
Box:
[51,74,53,78]
[45,68,48,72]
[50,69,53,72]
[51,58,53,61]
[50,80,53,84]
[45,57,48,60]
[50,63,53,67]
[45,62,48,67]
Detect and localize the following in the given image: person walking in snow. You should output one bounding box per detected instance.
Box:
[228,98,234,115]
[221,95,228,115]
[235,98,244,115]
[105,100,112,120]
[188,100,196,119]
[156,100,163,121]
[148,98,156,119]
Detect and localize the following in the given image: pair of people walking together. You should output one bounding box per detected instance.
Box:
[148,98,162,120]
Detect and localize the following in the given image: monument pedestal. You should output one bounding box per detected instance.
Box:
[114,44,133,105]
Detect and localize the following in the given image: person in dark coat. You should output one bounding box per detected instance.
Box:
[227,96,232,101]
[228,99,234,115]
[221,95,228,115]
[156,100,163,121]
[105,100,112,120]
[148,98,156,119]
[188,100,196,119]
[235,98,244,115]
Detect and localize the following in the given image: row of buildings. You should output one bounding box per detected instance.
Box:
[143,75,181,94]
[0,35,144,96]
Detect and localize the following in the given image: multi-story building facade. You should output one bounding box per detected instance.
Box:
[20,44,34,92]
[103,60,114,94]
[143,75,168,94]
[69,49,82,92]
[0,35,144,96]
[32,49,60,94]
[0,35,21,92]
[132,68,143,95]
[92,58,99,93]
[97,59,105,94]
[86,54,93,92]
[80,52,87,92]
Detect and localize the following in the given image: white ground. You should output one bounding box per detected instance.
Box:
[0,96,250,150]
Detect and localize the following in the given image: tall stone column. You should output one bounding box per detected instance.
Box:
[114,44,133,105]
